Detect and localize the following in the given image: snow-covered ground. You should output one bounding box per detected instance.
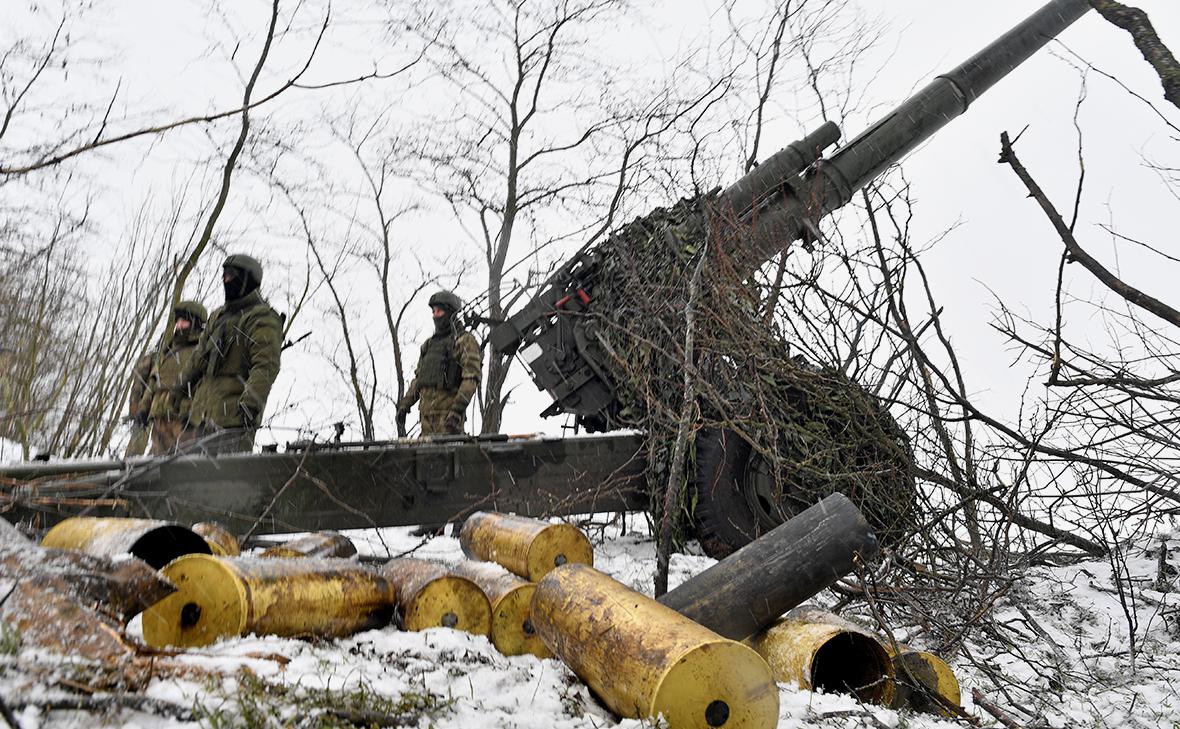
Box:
[3,519,1178,728]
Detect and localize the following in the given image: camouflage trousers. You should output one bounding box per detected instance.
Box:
[149,419,197,455]
[125,425,150,458]
[419,388,468,436]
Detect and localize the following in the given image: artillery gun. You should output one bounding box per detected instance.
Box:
[0,0,1092,556]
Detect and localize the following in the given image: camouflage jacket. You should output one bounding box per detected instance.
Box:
[180,290,283,429]
[139,333,200,421]
[400,329,481,415]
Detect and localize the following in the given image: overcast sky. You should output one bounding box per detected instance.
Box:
[5,0,1179,447]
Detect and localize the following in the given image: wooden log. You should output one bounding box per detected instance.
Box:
[659,493,879,640]
[1,518,175,625]
[0,582,134,662]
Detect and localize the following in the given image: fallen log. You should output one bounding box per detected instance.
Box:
[1,519,175,625]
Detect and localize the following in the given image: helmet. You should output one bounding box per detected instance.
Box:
[174,300,208,326]
[428,290,462,314]
[223,254,263,285]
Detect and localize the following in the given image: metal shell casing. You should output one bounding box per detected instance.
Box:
[459,511,593,582]
[41,517,211,569]
[380,558,492,635]
[532,564,780,729]
[259,531,357,559]
[191,521,240,557]
[746,608,895,705]
[889,649,961,715]
[451,560,550,658]
[141,554,396,648]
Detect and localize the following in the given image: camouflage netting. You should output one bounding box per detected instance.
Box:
[581,193,917,545]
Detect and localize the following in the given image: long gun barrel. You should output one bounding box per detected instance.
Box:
[491,0,1091,428]
[720,0,1091,263]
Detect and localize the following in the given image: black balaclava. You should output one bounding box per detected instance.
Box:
[433,305,457,335]
[223,265,260,302]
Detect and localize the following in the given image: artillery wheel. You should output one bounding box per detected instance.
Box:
[691,428,802,559]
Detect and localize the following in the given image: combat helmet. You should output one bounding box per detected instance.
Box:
[223,254,263,285]
[174,300,208,327]
[428,290,462,314]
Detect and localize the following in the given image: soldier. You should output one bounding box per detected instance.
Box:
[137,300,207,455]
[124,349,155,458]
[177,254,283,454]
[396,291,482,436]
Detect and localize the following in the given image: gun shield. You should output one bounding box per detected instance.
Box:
[459,511,593,581]
[380,558,492,635]
[451,560,550,658]
[41,517,210,569]
[141,554,396,648]
[532,564,779,729]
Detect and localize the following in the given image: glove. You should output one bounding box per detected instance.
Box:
[132,411,149,428]
[444,410,464,432]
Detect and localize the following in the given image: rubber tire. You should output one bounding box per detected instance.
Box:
[691,428,762,559]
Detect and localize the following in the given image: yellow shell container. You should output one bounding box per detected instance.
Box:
[191,522,240,557]
[459,511,593,582]
[746,608,895,705]
[889,649,961,715]
[451,560,551,658]
[532,564,780,729]
[42,517,210,569]
[141,554,396,648]
[259,531,357,559]
[380,558,492,635]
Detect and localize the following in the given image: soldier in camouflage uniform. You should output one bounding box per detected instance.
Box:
[124,349,156,457]
[137,300,207,455]
[177,255,283,454]
[397,291,482,436]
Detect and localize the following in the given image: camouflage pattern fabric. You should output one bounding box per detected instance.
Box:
[400,330,481,436]
[180,289,283,434]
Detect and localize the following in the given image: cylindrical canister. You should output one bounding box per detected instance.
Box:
[532,564,780,729]
[451,560,550,658]
[380,558,492,635]
[746,607,895,705]
[141,554,396,648]
[192,521,240,557]
[259,531,357,559]
[41,517,211,569]
[459,511,593,582]
[890,649,961,715]
[660,493,878,641]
